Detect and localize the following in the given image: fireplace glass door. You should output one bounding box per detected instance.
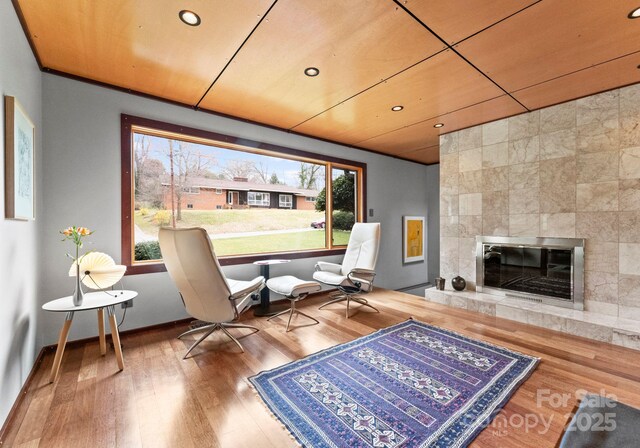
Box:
[482,244,573,301]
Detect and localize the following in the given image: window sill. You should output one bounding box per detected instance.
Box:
[125,247,347,275]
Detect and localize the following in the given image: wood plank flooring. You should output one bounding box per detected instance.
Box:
[3,289,640,447]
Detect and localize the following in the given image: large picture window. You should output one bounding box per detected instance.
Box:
[121,114,366,273]
[248,192,270,206]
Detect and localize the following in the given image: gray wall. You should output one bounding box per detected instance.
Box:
[39,74,439,346]
[0,2,43,425]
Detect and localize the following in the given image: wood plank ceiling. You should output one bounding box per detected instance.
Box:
[13,0,640,164]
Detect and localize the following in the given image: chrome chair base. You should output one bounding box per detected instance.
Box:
[318,290,379,318]
[178,322,258,358]
[268,296,319,332]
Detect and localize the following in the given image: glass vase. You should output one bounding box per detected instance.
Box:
[73,261,84,306]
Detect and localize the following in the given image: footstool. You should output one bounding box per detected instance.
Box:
[266,275,322,332]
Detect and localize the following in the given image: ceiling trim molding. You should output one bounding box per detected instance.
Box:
[11,0,43,70]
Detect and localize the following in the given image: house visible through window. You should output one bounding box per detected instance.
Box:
[123,114,366,273]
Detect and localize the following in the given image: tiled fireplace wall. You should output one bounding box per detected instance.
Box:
[439,83,640,320]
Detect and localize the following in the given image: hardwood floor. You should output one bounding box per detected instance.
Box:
[3,289,640,447]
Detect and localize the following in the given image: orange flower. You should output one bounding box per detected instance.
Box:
[62,227,74,236]
[77,227,92,236]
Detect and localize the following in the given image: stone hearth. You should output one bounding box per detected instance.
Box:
[425,287,640,350]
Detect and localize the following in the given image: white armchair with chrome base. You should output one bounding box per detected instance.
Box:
[158,227,265,358]
[313,222,381,318]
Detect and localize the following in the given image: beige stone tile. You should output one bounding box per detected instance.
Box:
[576,181,618,212]
[584,271,618,303]
[482,119,508,146]
[459,193,482,216]
[575,212,618,242]
[467,299,496,316]
[540,129,577,160]
[509,111,540,140]
[565,320,612,342]
[509,136,539,165]
[618,306,640,321]
[619,242,640,275]
[540,213,575,238]
[482,190,508,215]
[450,295,469,309]
[584,300,619,317]
[619,83,640,118]
[440,153,459,176]
[618,274,640,308]
[540,185,576,214]
[426,291,452,306]
[440,237,459,279]
[509,162,539,190]
[509,188,539,214]
[482,166,509,192]
[458,127,482,151]
[509,214,539,237]
[440,132,459,155]
[527,312,567,332]
[540,156,576,185]
[459,170,483,194]
[585,241,618,273]
[620,116,640,150]
[459,215,482,238]
[483,214,509,236]
[440,187,459,217]
[538,156,576,215]
[496,305,528,324]
[482,142,509,168]
[459,148,482,172]
[441,171,459,189]
[576,152,618,183]
[619,211,640,243]
[540,101,576,133]
[440,215,459,237]
[576,90,618,127]
[459,255,476,286]
[619,179,640,211]
[619,146,640,179]
[577,122,619,154]
[612,330,640,350]
[458,237,476,259]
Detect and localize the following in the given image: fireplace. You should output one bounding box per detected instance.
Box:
[476,236,584,310]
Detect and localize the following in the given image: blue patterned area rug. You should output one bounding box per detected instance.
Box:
[250,319,539,448]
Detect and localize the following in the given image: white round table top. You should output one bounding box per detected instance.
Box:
[42,290,138,312]
[253,259,291,266]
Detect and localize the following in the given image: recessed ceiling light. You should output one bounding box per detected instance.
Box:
[628,7,640,18]
[304,67,320,77]
[179,10,201,26]
[434,123,444,128]
[391,105,403,111]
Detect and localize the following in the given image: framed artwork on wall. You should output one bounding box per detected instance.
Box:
[4,95,35,220]
[403,215,425,263]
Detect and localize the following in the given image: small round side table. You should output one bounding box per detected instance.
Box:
[42,290,138,382]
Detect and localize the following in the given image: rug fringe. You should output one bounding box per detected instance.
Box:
[248,381,303,448]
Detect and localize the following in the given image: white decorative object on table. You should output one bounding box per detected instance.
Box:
[69,251,126,290]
